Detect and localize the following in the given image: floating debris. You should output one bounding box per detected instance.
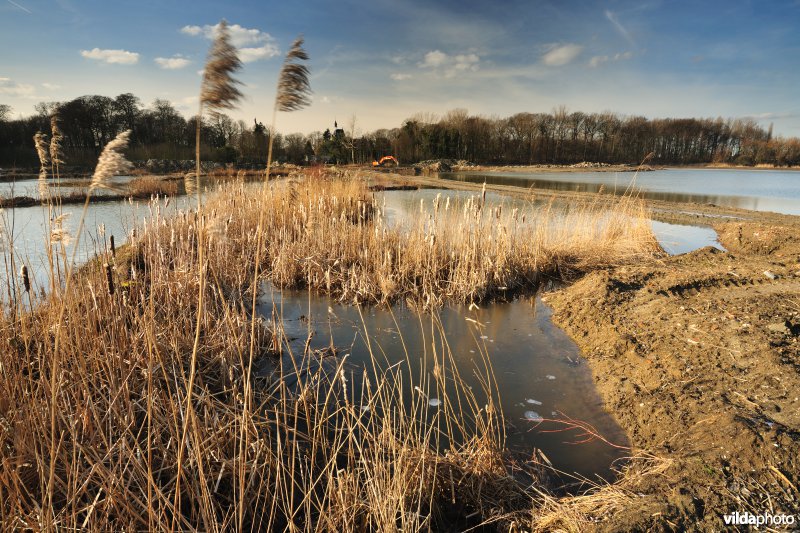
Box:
[524,411,543,422]
[526,398,542,405]
[546,375,556,380]
[480,335,489,339]
[428,398,442,407]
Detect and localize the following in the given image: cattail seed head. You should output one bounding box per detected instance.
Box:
[20,265,30,293]
[109,235,116,257]
[104,263,115,296]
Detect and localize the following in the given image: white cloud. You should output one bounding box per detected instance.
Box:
[420,50,448,68]
[589,51,633,68]
[155,55,191,70]
[81,48,139,65]
[541,44,583,66]
[181,22,278,63]
[390,73,413,81]
[0,77,37,98]
[418,50,480,78]
[41,82,61,90]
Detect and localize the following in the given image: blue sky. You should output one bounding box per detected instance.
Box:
[2,0,800,136]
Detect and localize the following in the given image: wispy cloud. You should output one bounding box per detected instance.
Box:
[41,82,61,90]
[589,51,633,68]
[418,50,480,77]
[155,55,191,70]
[605,10,637,48]
[0,77,37,98]
[81,48,139,65]
[746,111,800,120]
[390,73,413,81]
[181,22,278,63]
[541,44,583,66]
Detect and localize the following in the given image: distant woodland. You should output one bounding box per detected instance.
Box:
[2,95,799,169]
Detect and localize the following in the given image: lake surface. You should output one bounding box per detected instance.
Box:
[442,168,800,215]
[256,284,629,485]
[0,193,190,296]
[378,188,723,256]
[0,175,137,199]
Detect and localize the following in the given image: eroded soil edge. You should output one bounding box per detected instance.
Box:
[546,221,800,530]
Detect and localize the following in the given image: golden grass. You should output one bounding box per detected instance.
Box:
[255,172,660,308]
[128,176,179,197]
[0,170,663,530]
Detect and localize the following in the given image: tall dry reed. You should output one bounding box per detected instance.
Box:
[0,169,663,530]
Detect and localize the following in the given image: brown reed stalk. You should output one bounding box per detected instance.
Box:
[46,129,132,523]
[174,19,243,530]
[239,35,311,530]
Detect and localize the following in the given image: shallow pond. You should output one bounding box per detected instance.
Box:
[256,284,629,484]
[443,168,800,215]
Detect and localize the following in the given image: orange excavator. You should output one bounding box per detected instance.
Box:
[372,155,399,167]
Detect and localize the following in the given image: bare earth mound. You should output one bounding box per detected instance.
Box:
[546,222,800,530]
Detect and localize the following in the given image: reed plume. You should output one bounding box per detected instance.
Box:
[90,130,132,192]
[193,19,243,200]
[276,36,312,112]
[34,131,49,197]
[177,20,244,527]
[49,113,64,167]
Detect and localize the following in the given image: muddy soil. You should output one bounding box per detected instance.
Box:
[545,221,800,531]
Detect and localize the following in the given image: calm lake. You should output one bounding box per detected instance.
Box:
[442,167,800,215]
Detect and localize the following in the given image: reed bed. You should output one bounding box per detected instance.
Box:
[0,170,663,530]
[255,171,660,307]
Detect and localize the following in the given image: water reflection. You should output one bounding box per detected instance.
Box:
[256,284,629,484]
[0,175,138,199]
[443,168,800,215]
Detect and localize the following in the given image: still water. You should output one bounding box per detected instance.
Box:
[0,193,190,295]
[257,284,629,484]
[443,168,800,215]
[378,188,723,256]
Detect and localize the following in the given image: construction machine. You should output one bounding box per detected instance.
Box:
[372,155,399,167]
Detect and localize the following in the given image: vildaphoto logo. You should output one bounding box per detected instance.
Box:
[723,511,796,528]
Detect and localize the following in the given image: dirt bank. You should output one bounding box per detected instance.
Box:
[544,222,800,530]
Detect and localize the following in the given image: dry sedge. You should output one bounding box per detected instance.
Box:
[0,167,663,530]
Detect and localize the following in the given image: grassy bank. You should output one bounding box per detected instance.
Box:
[0,170,662,530]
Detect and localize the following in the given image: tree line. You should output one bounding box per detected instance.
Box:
[2,96,799,169]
